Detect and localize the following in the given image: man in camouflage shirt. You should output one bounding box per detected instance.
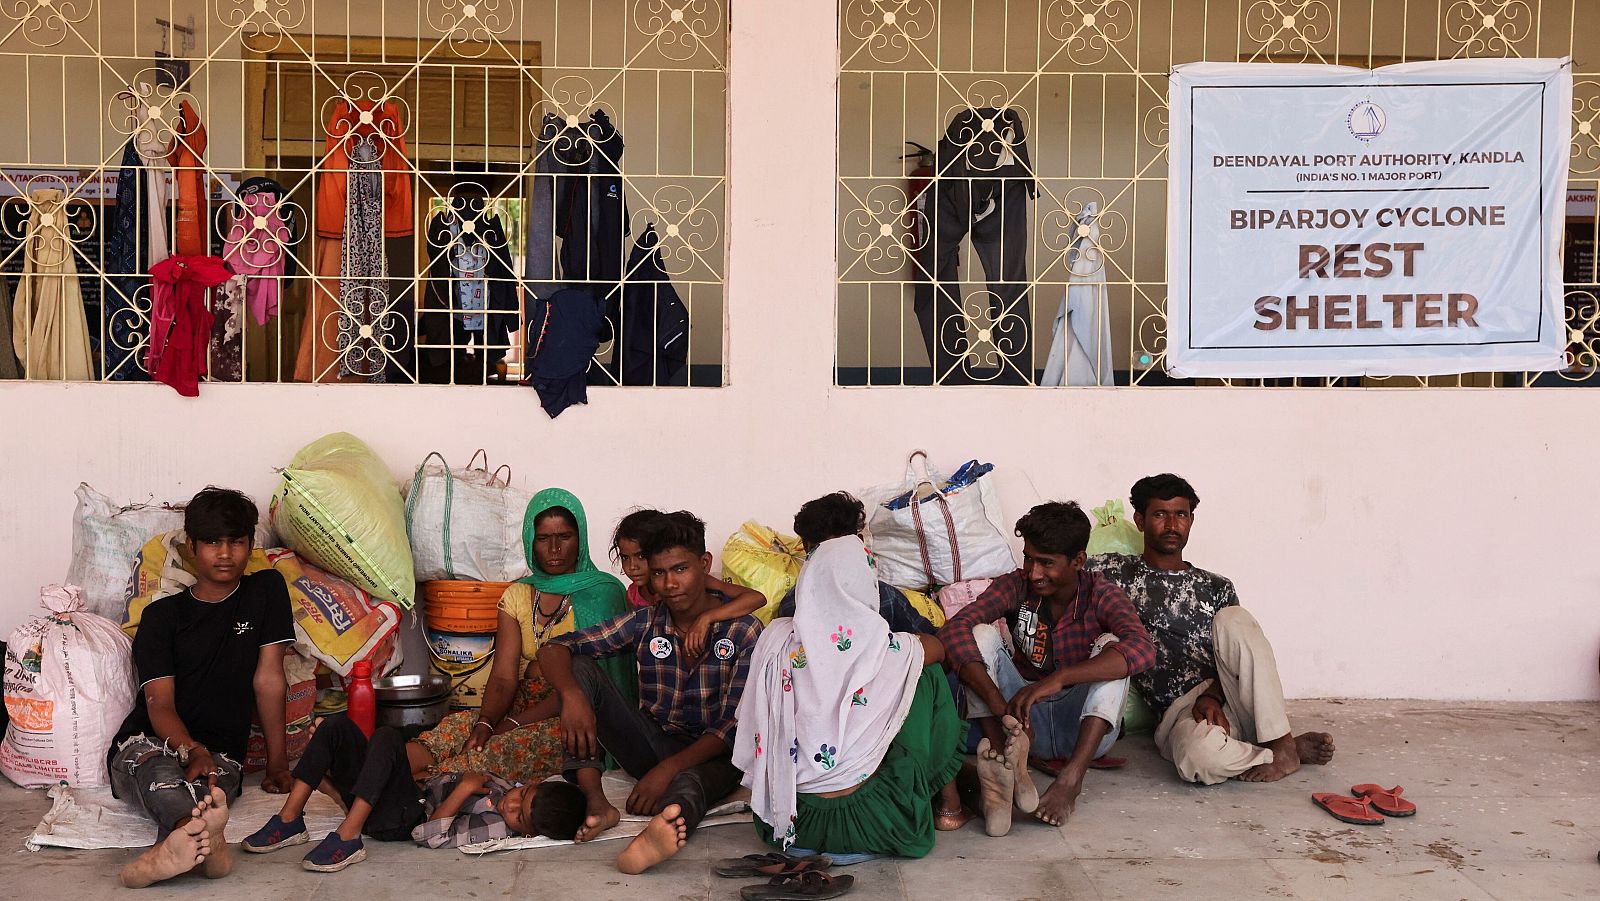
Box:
[1086,474,1335,785]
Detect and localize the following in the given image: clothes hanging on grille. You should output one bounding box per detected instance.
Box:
[316,100,413,239]
[297,100,413,383]
[522,287,605,418]
[0,268,20,379]
[1043,202,1113,387]
[524,118,564,302]
[527,110,628,310]
[12,188,93,380]
[336,136,392,381]
[420,195,519,385]
[145,255,231,397]
[913,106,1035,384]
[167,101,209,257]
[222,177,293,325]
[210,274,245,383]
[103,139,153,380]
[619,223,689,386]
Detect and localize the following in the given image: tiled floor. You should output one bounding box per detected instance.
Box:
[4,699,1596,899]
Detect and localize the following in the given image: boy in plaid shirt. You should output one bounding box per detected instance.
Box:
[540,510,762,875]
[240,717,586,872]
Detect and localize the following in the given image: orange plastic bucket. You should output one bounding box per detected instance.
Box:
[421,580,510,634]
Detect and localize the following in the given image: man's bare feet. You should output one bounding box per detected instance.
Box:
[1034,766,1084,827]
[1296,732,1336,765]
[615,803,687,874]
[1000,715,1038,814]
[1239,733,1302,782]
[193,787,233,878]
[118,818,211,888]
[575,799,622,843]
[976,737,1015,837]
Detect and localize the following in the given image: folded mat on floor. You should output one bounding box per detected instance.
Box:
[25,773,346,851]
[459,771,753,855]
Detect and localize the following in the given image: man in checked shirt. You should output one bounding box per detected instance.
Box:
[540,510,762,875]
[938,501,1155,835]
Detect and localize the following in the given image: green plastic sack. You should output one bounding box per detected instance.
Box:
[271,433,416,609]
[1086,500,1143,557]
[1122,687,1157,736]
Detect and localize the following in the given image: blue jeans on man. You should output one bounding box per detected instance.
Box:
[962,624,1125,759]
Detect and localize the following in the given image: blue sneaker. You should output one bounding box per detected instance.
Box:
[302,833,366,872]
[241,814,308,853]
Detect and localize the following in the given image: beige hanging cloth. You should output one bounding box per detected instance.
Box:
[12,188,93,380]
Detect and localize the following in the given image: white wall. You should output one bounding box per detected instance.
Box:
[0,0,1596,701]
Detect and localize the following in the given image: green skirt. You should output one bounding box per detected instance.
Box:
[755,664,964,859]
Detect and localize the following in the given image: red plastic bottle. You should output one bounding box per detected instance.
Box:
[347,660,376,737]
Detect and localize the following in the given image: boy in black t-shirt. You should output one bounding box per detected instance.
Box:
[109,488,296,889]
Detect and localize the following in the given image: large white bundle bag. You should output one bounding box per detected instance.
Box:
[65,484,184,622]
[271,432,416,609]
[863,451,1018,591]
[1,585,136,788]
[403,451,533,583]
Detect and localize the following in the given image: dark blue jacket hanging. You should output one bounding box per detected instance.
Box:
[620,223,688,386]
[104,140,151,380]
[522,287,606,418]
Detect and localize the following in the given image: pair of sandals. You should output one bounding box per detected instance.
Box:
[1312,784,1418,826]
[716,852,854,900]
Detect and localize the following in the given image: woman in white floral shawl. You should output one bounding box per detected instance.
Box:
[732,536,968,857]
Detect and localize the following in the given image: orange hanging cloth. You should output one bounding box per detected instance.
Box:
[167,100,210,256]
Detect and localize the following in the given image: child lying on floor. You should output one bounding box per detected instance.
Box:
[241,717,585,872]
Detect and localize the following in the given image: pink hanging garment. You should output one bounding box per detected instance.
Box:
[222,188,289,325]
[146,255,233,397]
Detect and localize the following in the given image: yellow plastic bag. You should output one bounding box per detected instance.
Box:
[271,432,416,609]
[901,587,946,629]
[719,521,806,624]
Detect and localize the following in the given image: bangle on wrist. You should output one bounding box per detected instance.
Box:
[472,720,492,732]
[504,716,523,729]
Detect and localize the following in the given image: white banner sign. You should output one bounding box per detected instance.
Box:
[1167,59,1571,378]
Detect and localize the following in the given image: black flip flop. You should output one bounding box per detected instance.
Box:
[715,852,832,878]
[740,871,856,900]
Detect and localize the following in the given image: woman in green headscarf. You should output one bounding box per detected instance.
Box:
[411,489,634,784]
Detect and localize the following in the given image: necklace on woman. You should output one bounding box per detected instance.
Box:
[530,588,571,646]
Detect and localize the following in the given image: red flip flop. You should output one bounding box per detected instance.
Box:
[1351,784,1417,817]
[1089,755,1127,770]
[1312,792,1385,826]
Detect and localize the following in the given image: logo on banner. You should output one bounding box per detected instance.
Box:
[649,636,673,659]
[1346,100,1386,141]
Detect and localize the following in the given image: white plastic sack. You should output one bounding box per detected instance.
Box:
[1,585,136,788]
[403,451,533,583]
[65,484,184,622]
[66,484,276,623]
[864,451,1017,591]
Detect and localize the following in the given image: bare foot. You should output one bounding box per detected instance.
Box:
[119,818,211,888]
[194,787,233,878]
[1238,733,1301,782]
[1001,716,1038,814]
[976,738,1015,837]
[1034,767,1084,827]
[575,799,622,843]
[615,803,687,874]
[1297,732,1336,766]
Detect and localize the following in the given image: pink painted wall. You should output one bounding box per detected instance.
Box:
[0,1,1595,701]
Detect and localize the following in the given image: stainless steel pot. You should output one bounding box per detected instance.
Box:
[373,673,454,731]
